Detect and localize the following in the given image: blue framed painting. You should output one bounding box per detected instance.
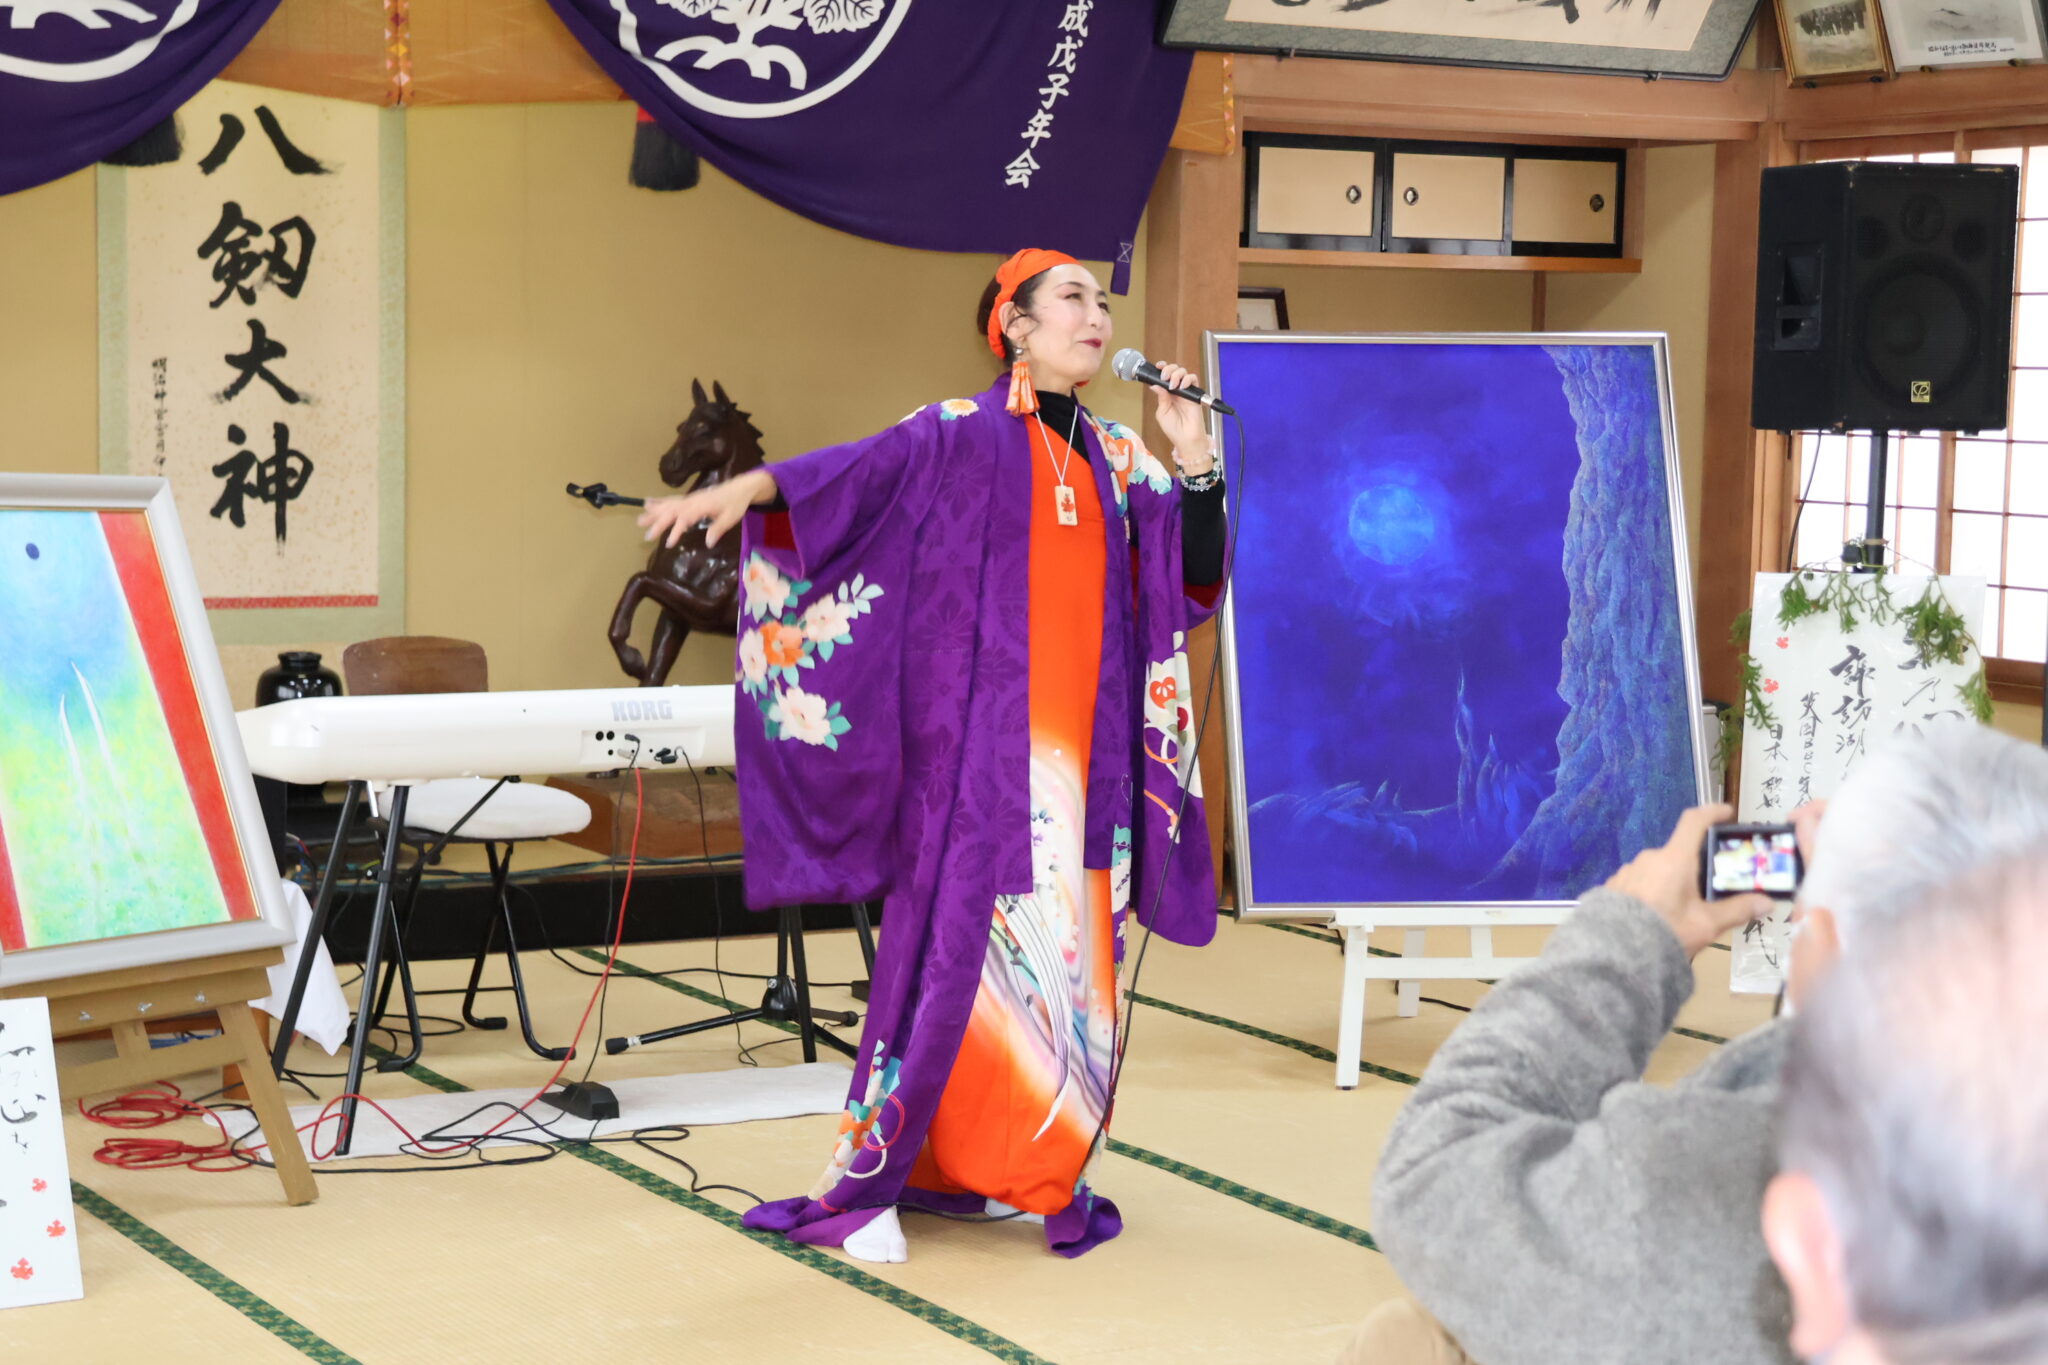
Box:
[1207,333,1708,918]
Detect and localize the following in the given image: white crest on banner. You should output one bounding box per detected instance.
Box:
[616,0,911,117]
[1730,571,1988,993]
[0,0,194,83]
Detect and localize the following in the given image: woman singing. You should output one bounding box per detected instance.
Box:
[636,248,1227,1262]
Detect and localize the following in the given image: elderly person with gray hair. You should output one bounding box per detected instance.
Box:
[1348,723,2048,1365]
[1766,848,2048,1365]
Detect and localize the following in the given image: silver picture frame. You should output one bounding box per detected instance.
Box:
[0,473,292,986]
[1203,331,1711,923]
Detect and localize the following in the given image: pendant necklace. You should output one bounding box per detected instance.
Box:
[1033,400,1084,527]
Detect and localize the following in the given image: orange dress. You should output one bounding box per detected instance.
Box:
[909,413,1122,1214]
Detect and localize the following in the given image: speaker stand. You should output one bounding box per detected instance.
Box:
[1843,428,1890,574]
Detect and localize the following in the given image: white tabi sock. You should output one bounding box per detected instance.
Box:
[842,1206,908,1264]
[985,1198,1046,1225]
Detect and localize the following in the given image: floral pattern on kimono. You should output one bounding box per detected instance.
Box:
[735,376,1220,1259]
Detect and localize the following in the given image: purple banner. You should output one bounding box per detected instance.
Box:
[0,0,283,199]
[545,1,1190,289]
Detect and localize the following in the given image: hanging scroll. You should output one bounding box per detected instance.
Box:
[100,79,404,646]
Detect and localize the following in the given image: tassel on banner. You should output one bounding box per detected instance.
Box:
[630,108,700,192]
[101,115,181,168]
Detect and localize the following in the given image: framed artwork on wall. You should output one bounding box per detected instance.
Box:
[1876,0,2047,65]
[1777,0,1894,82]
[1203,333,1708,920]
[1161,0,1767,79]
[1237,286,1291,331]
[0,474,292,987]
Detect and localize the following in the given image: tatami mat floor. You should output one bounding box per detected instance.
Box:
[15,909,1775,1364]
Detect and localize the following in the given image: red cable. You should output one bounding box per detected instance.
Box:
[84,769,648,1170]
[80,1082,247,1173]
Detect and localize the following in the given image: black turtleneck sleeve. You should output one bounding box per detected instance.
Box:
[1180,475,1227,587]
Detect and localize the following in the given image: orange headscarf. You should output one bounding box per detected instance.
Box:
[986,248,1080,359]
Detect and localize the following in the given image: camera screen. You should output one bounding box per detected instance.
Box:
[1708,828,1802,898]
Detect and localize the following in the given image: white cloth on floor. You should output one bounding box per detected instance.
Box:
[249,878,352,1055]
[215,1063,854,1162]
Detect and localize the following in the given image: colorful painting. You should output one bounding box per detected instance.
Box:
[1209,334,1706,915]
[0,508,258,954]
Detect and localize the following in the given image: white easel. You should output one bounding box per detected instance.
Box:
[1329,905,1556,1089]
[1324,706,1724,1089]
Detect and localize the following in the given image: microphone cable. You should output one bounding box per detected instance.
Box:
[1083,405,1250,1172]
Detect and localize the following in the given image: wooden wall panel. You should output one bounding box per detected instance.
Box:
[1695,126,1794,709]
[1145,147,1244,892]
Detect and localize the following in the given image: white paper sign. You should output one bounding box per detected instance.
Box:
[1731,573,1987,993]
[0,998,83,1311]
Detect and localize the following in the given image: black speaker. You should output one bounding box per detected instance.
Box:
[1752,161,2019,433]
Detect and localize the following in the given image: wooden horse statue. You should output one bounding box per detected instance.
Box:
[608,380,767,686]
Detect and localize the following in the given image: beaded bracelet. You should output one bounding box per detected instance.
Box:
[1180,466,1223,493]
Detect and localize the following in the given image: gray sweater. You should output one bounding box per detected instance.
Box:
[1372,889,1795,1365]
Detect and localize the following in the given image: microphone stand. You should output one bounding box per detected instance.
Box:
[565,482,645,509]
[602,903,869,1062]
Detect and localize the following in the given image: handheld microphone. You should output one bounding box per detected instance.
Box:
[1111,348,1237,417]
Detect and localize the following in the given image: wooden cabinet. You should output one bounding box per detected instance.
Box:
[1244,134,1383,252]
[1242,132,1630,269]
[1252,145,1378,242]
[1389,150,1508,246]
[1512,156,1623,250]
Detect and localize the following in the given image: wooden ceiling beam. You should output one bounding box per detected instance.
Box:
[1778,65,2048,143]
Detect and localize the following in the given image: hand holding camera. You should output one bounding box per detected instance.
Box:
[1701,821,1805,903]
[1606,804,1776,959]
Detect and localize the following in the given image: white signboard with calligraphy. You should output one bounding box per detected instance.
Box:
[1731,572,1987,993]
[100,80,404,646]
[0,999,82,1312]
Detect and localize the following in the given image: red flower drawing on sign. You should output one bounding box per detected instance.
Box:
[45,1221,65,1238]
[1765,679,1781,694]
[1776,637,1790,649]
[30,1179,46,1192]
[9,1260,31,1281]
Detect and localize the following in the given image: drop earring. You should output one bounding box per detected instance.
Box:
[1006,349,1039,417]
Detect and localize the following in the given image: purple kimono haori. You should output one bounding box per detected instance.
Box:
[735,375,1223,1259]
